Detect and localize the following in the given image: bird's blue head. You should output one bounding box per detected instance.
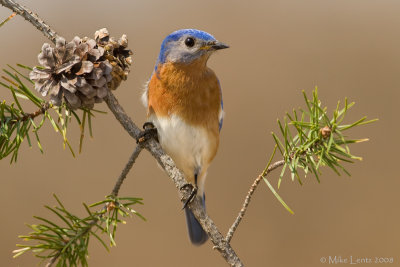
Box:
[156,29,228,68]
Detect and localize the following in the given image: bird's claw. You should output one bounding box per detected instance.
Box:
[137,122,158,144]
[143,121,155,130]
[180,183,198,210]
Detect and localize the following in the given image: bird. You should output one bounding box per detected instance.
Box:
[141,29,228,245]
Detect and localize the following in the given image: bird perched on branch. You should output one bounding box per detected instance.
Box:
[141,29,228,245]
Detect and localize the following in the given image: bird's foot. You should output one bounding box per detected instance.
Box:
[137,122,158,144]
[180,183,198,209]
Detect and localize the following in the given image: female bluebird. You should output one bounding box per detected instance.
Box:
[141,29,228,245]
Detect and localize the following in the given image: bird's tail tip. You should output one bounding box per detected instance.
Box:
[184,207,209,245]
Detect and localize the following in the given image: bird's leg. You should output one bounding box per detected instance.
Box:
[180,183,198,209]
[137,122,158,144]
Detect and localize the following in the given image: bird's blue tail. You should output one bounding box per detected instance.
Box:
[184,194,208,245]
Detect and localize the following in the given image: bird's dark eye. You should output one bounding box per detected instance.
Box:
[184,37,195,47]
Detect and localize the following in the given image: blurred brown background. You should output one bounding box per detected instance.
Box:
[1,0,399,266]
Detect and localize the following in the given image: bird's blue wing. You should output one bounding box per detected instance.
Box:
[218,80,224,132]
[219,99,223,131]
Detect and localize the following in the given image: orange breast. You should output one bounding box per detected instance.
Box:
[147,60,221,136]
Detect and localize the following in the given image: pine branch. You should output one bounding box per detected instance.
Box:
[14,194,144,267]
[272,88,377,186]
[0,102,50,127]
[42,146,144,267]
[226,88,376,244]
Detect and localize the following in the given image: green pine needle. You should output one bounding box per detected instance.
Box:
[13,194,145,266]
[266,87,376,213]
[263,177,294,214]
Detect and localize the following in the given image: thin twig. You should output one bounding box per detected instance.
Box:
[226,160,285,243]
[111,145,143,197]
[0,102,50,127]
[0,0,60,43]
[21,102,50,120]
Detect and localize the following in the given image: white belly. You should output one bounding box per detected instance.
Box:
[149,114,216,194]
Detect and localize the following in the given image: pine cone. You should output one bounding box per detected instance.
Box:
[95,28,133,90]
[30,29,132,109]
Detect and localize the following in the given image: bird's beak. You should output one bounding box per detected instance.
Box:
[211,41,229,50]
[201,41,230,51]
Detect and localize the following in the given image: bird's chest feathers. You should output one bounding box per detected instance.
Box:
[148,62,221,129]
[151,114,218,179]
